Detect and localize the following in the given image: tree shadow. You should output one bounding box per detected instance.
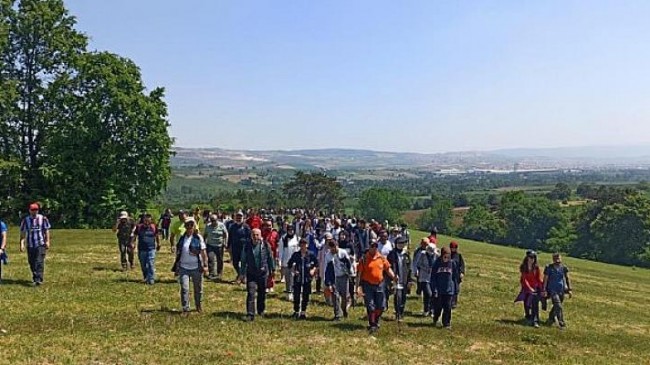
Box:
[496,318,530,327]
[92,266,124,273]
[0,278,34,287]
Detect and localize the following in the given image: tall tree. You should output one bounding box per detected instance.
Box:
[357,187,410,224]
[0,0,173,226]
[282,171,343,212]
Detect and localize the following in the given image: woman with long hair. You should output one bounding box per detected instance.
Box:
[516,250,543,327]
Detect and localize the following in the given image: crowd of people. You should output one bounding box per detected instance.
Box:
[0,205,573,333]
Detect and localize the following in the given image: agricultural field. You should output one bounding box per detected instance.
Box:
[0,229,649,364]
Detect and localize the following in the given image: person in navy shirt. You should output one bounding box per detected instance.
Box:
[133,214,160,284]
[287,238,318,319]
[19,203,51,286]
[431,247,460,329]
[543,253,572,330]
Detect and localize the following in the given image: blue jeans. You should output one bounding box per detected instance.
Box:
[138,249,156,284]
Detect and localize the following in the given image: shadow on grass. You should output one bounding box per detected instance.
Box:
[110,278,178,284]
[140,307,183,315]
[212,310,294,322]
[0,278,34,287]
[92,266,123,273]
[331,322,366,331]
[407,321,435,328]
[496,318,530,327]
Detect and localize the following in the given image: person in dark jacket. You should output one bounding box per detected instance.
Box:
[431,247,460,329]
[227,211,251,283]
[239,228,275,321]
[386,237,412,322]
[288,238,318,319]
[449,241,465,308]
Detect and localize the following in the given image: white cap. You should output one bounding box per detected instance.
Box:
[119,211,128,219]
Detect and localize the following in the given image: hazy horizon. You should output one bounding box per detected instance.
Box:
[66,0,650,153]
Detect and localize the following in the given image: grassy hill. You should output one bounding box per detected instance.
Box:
[0,229,649,364]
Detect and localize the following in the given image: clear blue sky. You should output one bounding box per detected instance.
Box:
[65,0,650,153]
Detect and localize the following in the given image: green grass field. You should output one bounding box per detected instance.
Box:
[1,229,649,364]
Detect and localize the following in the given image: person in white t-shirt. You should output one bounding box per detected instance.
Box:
[172,217,208,314]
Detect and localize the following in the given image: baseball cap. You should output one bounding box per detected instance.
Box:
[119,211,128,219]
[29,203,39,211]
[450,241,459,249]
[184,217,196,225]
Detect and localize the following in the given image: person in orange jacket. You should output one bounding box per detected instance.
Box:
[356,240,397,334]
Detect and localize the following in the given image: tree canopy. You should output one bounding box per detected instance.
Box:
[0,0,172,226]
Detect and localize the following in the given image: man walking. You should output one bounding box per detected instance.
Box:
[324,238,354,321]
[170,210,190,253]
[357,240,397,334]
[228,211,251,282]
[19,203,51,286]
[288,238,318,319]
[204,214,228,281]
[239,228,275,321]
[542,253,573,330]
[278,224,299,300]
[112,211,136,271]
[449,241,465,308]
[158,208,173,245]
[387,237,412,321]
[133,214,160,285]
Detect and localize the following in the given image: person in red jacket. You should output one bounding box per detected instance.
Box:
[516,250,543,327]
[246,209,263,230]
[262,219,280,292]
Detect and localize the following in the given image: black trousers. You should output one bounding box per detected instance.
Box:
[231,246,242,277]
[246,274,268,316]
[433,294,453,327]
[293,281,311,313]
[27,246,47,283]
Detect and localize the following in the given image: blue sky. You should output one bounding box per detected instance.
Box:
[65,0,650,153]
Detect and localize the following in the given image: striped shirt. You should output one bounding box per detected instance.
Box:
[20,214,51,248]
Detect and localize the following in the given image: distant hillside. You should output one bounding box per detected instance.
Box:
[172,145,650,171]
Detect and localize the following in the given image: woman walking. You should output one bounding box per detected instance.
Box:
[172,217,208,315]
[515,250,543,327]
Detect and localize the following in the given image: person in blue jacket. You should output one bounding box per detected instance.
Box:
[431,247,460,329]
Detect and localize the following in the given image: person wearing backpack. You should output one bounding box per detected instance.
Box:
[172,217,208,314]
[239,228,275,321]
[542,253,573,330]
[133,214,161,285]
[19,203,51,286]
[112,211,136,271]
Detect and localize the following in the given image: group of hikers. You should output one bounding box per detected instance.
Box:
[0,205,573,333]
